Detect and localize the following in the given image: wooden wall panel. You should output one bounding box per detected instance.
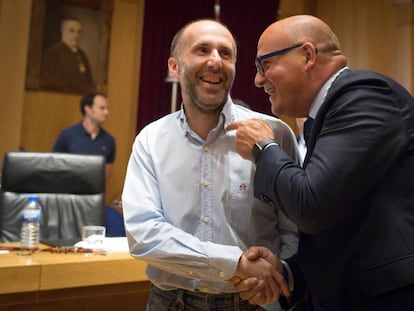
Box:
[316,0,400,84]
[104,0,144,204]
[0,0,32,157]
[22,92,81,152]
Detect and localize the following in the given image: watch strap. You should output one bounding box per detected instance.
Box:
[251,138,278,164]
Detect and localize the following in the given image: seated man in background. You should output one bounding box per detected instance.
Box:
[122,19,300,311]
[53,92,115,180]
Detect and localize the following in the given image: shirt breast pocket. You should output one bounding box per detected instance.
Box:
[228,180,253,231]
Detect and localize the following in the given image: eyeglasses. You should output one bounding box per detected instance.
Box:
[255,42,304,75]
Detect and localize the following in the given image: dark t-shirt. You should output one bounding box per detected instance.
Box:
[53,122,115,163]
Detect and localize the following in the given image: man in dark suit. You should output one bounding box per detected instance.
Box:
[227,15,414,310]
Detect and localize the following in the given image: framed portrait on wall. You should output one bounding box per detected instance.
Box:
[25,0,113,95]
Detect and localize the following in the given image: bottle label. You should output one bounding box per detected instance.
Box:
[22,209,41,221]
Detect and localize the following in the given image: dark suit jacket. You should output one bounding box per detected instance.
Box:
[255,69,414,310]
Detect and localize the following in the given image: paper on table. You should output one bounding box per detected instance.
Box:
[74,237,129,252]
[102,237,129,252]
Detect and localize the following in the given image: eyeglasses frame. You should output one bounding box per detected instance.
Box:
[255,42,304,75]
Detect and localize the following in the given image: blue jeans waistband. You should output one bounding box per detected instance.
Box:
[148,284,260,311]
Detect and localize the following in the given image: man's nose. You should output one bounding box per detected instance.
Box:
[207,50,222,67]
[254,71,266,88]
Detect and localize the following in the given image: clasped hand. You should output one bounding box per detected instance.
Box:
[228,246,290,305]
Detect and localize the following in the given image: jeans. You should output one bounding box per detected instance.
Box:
[147,284,262,311]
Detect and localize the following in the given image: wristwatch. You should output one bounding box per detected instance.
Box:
[251,138,278,164]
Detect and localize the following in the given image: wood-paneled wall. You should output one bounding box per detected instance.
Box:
[0,0,412,204]
[0,0,31,158]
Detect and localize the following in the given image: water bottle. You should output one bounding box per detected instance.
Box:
[21,195,42,250]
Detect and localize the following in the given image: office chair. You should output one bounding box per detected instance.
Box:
[0,152,105,246]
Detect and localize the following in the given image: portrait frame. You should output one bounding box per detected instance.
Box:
[25,0,113,94]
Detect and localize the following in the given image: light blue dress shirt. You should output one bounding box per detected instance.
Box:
[122,99,300,294]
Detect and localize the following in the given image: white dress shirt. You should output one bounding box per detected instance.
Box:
[122,98,300,294]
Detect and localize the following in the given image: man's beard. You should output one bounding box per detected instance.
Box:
[184,77,229,115]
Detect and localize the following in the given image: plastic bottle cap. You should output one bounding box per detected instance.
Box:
[28,195,39,201]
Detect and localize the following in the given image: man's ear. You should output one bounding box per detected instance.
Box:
[302,42,317,70]
[84,104,92,115]
[168,57,179,78]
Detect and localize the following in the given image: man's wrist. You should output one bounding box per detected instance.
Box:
[251,138,279,164]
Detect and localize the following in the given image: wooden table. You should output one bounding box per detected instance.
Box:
[0,243,150,311]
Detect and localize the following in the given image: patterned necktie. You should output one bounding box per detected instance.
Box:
[303,117,314,147]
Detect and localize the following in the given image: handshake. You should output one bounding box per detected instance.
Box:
[228,246,291,306]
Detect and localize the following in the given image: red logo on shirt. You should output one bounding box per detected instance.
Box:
[239,183,247,191]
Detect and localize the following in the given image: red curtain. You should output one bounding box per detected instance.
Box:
[137,0,280,132]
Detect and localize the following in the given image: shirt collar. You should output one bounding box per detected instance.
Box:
[80,121,101,139]
[178,96,234,143]
[308,66,349,119]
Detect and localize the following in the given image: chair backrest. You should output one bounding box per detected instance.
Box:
[0,152,105,246]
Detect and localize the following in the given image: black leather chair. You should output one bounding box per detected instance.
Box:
[0,152,105,246]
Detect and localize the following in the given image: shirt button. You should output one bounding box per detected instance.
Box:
[203,216,209,223]
[203,179,209,187]
[203,146,209,152]
[219,271,225,278]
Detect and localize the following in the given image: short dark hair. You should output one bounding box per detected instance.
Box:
[80,92,106,116]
